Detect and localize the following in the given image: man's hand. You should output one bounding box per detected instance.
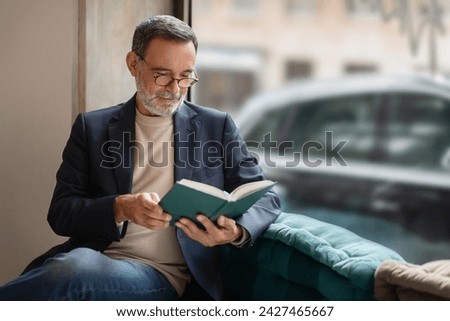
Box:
[175,214,243,247]
[114,192,172,230]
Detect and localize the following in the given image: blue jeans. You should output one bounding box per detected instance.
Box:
[0,248,178,300]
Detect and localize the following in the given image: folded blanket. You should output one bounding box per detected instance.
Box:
[222,212,405,300]
[374,260,450,300]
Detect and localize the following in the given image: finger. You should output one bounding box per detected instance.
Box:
[216,215,236,230]
[214,216,243,243]
[175,220,201,242]
[147,206,171,221]
[196,215,230,244]
[144,212,172,227]
[132,215,168,230]
[149,192,160,202]
[141,193,159,209]
[136,203,171,229]
[138,193,158,212]
[132,209,169,228]
[176,218,214,247]
[174,220,191,235]
[144,218,170,230]
[139,194,171,222]
[196,215,216,231]
[177,217,202,234]
[142,211,171,230]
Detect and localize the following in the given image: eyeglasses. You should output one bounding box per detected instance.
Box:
[137,54,198,89]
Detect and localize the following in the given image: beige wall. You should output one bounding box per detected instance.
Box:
[0,0,77,284]
[0,0,174,285]
[83,0,174,111]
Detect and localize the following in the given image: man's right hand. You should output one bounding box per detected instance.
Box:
[114,192,172,230]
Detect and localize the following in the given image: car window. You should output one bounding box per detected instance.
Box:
[286,95,378,162]
[385,93,450,170]
[244,105,297,150]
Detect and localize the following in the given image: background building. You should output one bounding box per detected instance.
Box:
[192,0,450,115]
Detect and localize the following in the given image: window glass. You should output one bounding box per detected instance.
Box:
[345,0,379,19]
[192,0,450,265]
[192,47,262,117]
[244,106,296,150]
[192,0,450,102]
[193,69,257,115]
[285,60,314,80]
[286,95,378,161]
[194,0,214,14]
[386,94,450,170]
[285,0,319,17]
[244,94,378,161]
[344,63,378,74]
[231,0,261,17]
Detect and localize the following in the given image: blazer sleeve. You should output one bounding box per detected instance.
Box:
[221,114,281,246]
[47,113,121,242]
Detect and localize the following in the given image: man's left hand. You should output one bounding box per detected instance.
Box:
[175,215,243,247]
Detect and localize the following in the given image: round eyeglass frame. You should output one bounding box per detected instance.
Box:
[136,53,198,88]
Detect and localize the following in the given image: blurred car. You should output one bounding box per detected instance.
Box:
[236,73,450,264]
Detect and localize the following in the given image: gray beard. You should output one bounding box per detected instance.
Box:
[140,95,181,116]
[136,77,183,116]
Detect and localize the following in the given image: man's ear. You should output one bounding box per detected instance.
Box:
[126,51,139,77]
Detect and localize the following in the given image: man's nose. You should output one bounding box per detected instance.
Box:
[165,79,181,93]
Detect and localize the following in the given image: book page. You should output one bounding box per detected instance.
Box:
[229,180,275,201]
[179,179,229,200]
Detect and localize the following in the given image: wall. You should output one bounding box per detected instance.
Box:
[82,0,174,111]
[0,0,174,285]
[0,0,77,284]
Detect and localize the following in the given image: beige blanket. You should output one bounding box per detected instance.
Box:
[374,260,450,300]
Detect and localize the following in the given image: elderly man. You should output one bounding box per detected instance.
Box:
[0,15,280,300]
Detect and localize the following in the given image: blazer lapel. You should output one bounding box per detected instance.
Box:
[173,103,224,300]
[108,96,136,194]
[174,102,200,182]
[107,98,199,193]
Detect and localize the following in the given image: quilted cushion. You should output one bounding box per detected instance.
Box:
[222,212,404,300]
[374,260,450,300]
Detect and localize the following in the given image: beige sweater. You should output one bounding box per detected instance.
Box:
[104,108,190,297]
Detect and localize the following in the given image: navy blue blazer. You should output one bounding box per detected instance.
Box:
[23,95,281,300]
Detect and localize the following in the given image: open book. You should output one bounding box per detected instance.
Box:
[159,179,276,225]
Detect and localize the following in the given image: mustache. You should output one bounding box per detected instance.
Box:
[154,92,182,100]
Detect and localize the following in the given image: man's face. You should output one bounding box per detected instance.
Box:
[133,37,196,116]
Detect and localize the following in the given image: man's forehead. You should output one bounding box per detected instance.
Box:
[142,38,196,70]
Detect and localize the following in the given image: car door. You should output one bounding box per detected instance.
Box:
[247,93,382,212]
[370,92,450,241]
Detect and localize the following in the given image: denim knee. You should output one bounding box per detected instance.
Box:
[41,248,105,282]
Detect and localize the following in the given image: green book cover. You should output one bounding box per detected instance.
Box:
[159,179,276,225]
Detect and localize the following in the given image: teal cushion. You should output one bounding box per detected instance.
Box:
[222,212,404,300]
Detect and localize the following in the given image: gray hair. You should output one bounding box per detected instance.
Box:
[132,15,198,58]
